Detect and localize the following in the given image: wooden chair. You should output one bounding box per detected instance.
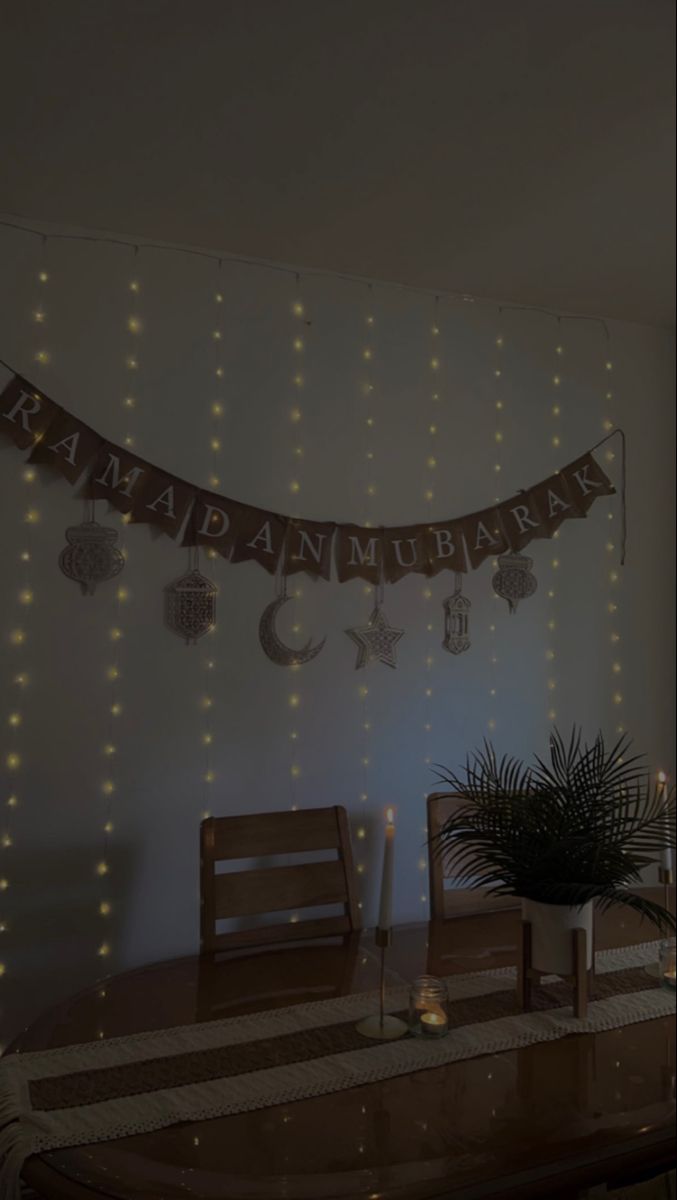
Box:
[427,791,521,919]
[196,935,361,1021]
[200,806,361,953]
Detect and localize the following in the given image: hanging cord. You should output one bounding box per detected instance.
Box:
[275,541,289,601]
[376,533,386,608]
[0,216,612,334]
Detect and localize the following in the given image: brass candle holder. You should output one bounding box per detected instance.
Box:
[355,927,408,1041]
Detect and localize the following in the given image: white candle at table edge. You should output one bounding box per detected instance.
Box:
[378,808,395,931]
[658,773,672,873]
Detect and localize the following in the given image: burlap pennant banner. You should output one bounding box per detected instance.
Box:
[529,471,586,537]
[229,505,289,573]
[87,443,152,514]
[183,490,240,556]
[283,518,336,580]
[459,506,510,570]
[335,524,384,584]
[0,366,623,582]
[130,467,196,538]
[0,374,62,450]
[561,452,616,512]
[383,525,429,583]
[28,408,103,483]
[422,520,468,575]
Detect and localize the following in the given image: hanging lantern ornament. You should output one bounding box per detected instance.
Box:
[492,553,538,614]
[442,573,471,654]
[165,556,217,645]
[59,518,125,596]
[345,577,404,670]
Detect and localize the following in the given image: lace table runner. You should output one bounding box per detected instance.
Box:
[1,941,674,1199]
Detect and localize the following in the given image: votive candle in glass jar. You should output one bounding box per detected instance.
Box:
[409,975,449,1037]
[659,938,676,991]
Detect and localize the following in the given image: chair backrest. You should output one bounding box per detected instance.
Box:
[197,934,361,1021]
[427,791,520,920]
[200,806,361,953]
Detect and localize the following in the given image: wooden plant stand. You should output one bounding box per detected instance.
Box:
[518,920,593,1019]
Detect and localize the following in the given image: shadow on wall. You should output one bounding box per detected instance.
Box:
[0,838,138,1046]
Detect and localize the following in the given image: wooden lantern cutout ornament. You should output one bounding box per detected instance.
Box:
[165,555,217,645]
[492,553,537,614]
[442,573,471,654]
[59,514,124,596]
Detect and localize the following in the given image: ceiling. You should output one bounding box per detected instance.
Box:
[0,0,674,325]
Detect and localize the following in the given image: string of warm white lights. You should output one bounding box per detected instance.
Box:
[0,256,50,978]
[284,279,310,830]
[544,332,566,727]
[351,288,380,915]
[600,356,625,735]
[196,272,225,823]
[94,268,143,964]
[486,324,505,736]
[418,298,442,913]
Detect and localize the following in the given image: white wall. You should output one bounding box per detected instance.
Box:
[0,224,674,1043]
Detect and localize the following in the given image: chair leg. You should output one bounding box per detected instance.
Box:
[573,927,588,1020]
[518,920,532,1011]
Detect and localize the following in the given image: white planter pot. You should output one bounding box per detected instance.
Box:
[521,898,594,976]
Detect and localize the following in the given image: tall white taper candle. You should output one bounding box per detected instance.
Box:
[378,807,395,930]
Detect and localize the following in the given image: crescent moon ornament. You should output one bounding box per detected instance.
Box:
[259,593,326,666]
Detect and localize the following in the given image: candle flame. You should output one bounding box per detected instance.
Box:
[385,807,395,824]
[658,771,667,784]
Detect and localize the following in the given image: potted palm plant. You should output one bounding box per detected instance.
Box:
[433,728,676,976]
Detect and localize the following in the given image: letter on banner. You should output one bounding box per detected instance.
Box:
[284,519,336,579]
[0,375,61,449]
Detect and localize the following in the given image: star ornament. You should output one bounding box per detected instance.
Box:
[345,605,405,670]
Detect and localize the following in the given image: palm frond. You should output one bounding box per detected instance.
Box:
[433,726,674,935]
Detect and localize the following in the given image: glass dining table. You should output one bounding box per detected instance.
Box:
[11,891,676,1200]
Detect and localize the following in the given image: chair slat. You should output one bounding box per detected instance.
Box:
[427,792,520,919]
[206,914,353,952]
[200,806,361,953]
[213,860,348,918]
[205,808,341,859]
